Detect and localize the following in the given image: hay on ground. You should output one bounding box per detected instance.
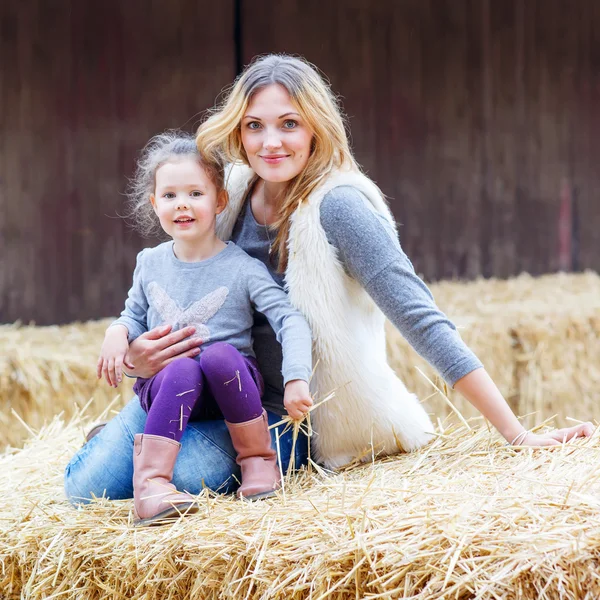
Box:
[0,319,132,449]
[1,408,600,600]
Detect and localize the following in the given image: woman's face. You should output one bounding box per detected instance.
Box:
[241,84,314,184]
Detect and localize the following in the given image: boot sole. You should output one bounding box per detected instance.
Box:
[133,502,199,527]
[239,488,278,501]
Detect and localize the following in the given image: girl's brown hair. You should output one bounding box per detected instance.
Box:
[126,131,224,238]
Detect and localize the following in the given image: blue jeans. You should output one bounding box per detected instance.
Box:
[64,398,308,505]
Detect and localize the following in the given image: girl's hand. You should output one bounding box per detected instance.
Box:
[284,379,313,420]
[511,422,595,447]
[97,325,132,387]
[124,324,203,379]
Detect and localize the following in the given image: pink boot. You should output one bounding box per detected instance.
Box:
[133,434,198,526]
[226,410,282,500]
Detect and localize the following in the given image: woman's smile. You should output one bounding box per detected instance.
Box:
[259,154,290,165]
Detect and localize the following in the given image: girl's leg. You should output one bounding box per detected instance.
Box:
[142,358,204,441]
[198,343,264,423]
[199,342,280,499]
[132,358,204,524]
[64,403,308,505]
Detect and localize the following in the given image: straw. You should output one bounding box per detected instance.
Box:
[0,319,133,449]
[1,409,599,599]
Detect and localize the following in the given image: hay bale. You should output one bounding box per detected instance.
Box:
[387,271,600,428]
[2,412,600,599]
[2,271,599,449]
[0,319,133,449]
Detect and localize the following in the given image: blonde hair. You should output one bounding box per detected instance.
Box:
[196,54,362,270]
[125,131,224,238]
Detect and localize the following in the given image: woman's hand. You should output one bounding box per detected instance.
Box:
[97,325,132,387]
[123,325,203,379]
[454,369,595,447]
[512,423,595,447]
[283,379,313,420]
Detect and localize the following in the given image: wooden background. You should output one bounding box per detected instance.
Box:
[1,0,599,325]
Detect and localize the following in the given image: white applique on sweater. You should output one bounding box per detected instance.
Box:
[147,282,229,342]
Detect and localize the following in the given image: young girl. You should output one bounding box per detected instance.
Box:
[97,132,313,526]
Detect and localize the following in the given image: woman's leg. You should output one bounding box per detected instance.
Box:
[64,402,308,505]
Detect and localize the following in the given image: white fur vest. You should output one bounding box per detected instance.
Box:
[217,163,434,469]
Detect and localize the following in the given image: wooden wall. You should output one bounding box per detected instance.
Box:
[0,0,235,324]
[1,0,599,324]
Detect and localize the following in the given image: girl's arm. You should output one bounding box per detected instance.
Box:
[320,186,593,445]
[97,324,130,387]
[245,258,313,419]
[98,249,151,384]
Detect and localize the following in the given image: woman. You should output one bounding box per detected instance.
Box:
[64,55,592,502]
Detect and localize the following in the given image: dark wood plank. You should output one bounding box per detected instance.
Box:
[575,0,600,271]
[241,0,600,283]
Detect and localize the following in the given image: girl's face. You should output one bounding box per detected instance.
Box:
[151,157,226,244]
[241,84,314,184]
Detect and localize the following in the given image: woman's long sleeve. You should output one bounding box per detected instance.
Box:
[320,186,483,386]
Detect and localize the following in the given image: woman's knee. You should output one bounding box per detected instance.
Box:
[174,420,239,494]
[64,435,134,504]
[64,398,143,504]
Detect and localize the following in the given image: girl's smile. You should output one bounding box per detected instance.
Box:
[173,215,196,227]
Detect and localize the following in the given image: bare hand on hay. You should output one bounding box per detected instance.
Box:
[97,325,133,387]
[453,368,595,449]
[123,324,203,378]
[283,379,313,420]
[513,422,595,448]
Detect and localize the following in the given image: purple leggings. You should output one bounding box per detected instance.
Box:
[133,342,265,442]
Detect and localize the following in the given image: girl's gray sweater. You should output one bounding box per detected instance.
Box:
[231,185,483,415]
[112,241,312,386]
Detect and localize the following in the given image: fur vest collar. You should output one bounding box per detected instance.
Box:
[217,163,434,468]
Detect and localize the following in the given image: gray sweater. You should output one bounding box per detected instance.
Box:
[231,186,483,415]
[112,241,312,386]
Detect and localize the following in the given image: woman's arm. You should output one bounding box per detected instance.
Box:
[321,186,481,386]
[320,186,593,445]
[245,258,313,386]
[454,369,593,445]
